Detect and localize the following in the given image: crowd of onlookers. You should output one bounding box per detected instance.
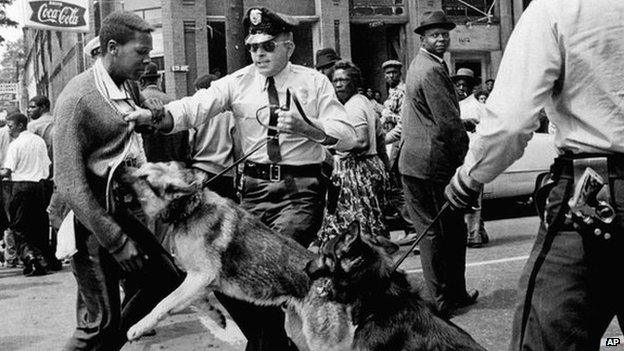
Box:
[0,47,496,279]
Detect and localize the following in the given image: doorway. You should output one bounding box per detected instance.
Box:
[350,22,406,100]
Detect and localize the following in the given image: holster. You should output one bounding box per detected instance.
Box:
[566,156,617,243]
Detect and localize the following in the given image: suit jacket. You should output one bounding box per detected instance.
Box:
[398,50,468,183]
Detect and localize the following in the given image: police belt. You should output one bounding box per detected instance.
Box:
[551,153,624,180]
[243,161,322,181]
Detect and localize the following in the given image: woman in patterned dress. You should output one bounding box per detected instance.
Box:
[318,60,390,243]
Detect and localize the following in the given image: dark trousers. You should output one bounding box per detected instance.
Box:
[214,174,325,351]
[64,205,184,351]
[402,175,469,310]
[8,181,52,265]
[510,169,624,351]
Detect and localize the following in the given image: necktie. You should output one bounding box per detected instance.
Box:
[266,77,282,162]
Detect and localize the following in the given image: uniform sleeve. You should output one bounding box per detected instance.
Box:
[461,0,562,186]
[54,96,128,253]
[314,74,357,151]
[165,76,231,133]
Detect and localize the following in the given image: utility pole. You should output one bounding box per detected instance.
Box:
[225,0,246,72]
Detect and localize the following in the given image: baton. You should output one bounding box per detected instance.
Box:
[392,202,450,271]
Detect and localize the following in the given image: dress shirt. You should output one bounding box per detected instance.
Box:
[337,94,377,158]
[3,130,50,181]
[190,111,237,175]
[92,58,146,170]
[462,0,624,185]
[459,94,486,123]
[0,125,11,166]
[166,62,357,165]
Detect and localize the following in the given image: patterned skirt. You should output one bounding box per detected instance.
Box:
[318,154,389,243]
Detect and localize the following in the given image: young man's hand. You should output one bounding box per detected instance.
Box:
[112,238,147,272]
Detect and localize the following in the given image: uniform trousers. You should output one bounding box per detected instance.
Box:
[402,175,469,310]
[63,202,184,350]
[215,173,325,351]
[510,159,624,351]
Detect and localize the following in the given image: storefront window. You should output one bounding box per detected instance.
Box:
[443,0,498,21]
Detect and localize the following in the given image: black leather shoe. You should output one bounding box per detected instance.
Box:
[454,290,479,309]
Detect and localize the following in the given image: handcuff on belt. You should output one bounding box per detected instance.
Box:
[566,157,616,241]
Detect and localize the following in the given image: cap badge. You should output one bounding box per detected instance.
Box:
[250,9,262,26]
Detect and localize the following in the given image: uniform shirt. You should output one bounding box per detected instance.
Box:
[3,130,50,182]
[166,63,357,165]
[462,0,624,185]
[92,58,145,172]
[190,111,237,176]
[337,94,377,158]
[27,112,54,162]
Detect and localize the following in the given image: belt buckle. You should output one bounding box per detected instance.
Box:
[269,164,281,182]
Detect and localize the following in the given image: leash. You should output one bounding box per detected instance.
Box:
[202,139,268,187]
[392,202,450,271]
[204,88,336,187]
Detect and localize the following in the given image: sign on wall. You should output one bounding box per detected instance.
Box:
[0,83,19,110]
[21,0,90,33]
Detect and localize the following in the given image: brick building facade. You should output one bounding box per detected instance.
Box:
[20,0,535,106]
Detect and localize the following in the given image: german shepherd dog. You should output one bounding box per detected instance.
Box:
[306,221,487,351]
[119,162,352,350]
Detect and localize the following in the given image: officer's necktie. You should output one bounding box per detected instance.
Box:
[266,76,282,162]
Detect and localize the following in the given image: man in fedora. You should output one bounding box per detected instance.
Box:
[139,61,189,164]
[125,7,357,350]
[399,10,478,317]
[315,47,341,76]
[452,67,479,100]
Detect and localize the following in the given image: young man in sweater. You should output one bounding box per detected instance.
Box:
[54,11,183,350]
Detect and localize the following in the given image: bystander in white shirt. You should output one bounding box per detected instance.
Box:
[3,130,50,182]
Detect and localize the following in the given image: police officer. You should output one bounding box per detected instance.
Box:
[444,0,624,350]
[125,7,357,351]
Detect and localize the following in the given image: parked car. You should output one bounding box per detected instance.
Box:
[480,132,557,200]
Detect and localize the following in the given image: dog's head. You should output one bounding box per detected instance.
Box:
[305,221,399,303]
[120,162,202,222]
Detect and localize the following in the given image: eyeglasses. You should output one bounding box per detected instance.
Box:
[246,40,291,53]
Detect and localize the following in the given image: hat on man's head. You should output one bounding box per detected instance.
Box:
[414,11,456,35]
[451,68,479,84]
[382,60,403,70]
[83,36,100,58]
[243,7,299,45]
[315,48,341,69]
[140,62,161,80]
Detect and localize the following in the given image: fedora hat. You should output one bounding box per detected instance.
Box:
[414,10,456,35]
[381,59,403,70]
[315,48,341,69]
[140,62,161,79]
[451,68,479,85]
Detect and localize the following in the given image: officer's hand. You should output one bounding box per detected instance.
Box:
[124,108,153,128]
[276,109,326,141]
[444,168,482,211]
[112,238,146,273]
[143,98,164,111]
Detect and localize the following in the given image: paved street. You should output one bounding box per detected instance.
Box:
[1,212,623,351]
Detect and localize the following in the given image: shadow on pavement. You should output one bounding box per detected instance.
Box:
[0,280,59,292]
[0,335,45,350]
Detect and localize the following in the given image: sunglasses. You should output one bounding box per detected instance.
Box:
[246,40,291,53]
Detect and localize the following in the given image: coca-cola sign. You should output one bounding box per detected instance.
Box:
[22,0,90,33]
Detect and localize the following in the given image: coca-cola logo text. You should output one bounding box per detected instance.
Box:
[29,1,87,28]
